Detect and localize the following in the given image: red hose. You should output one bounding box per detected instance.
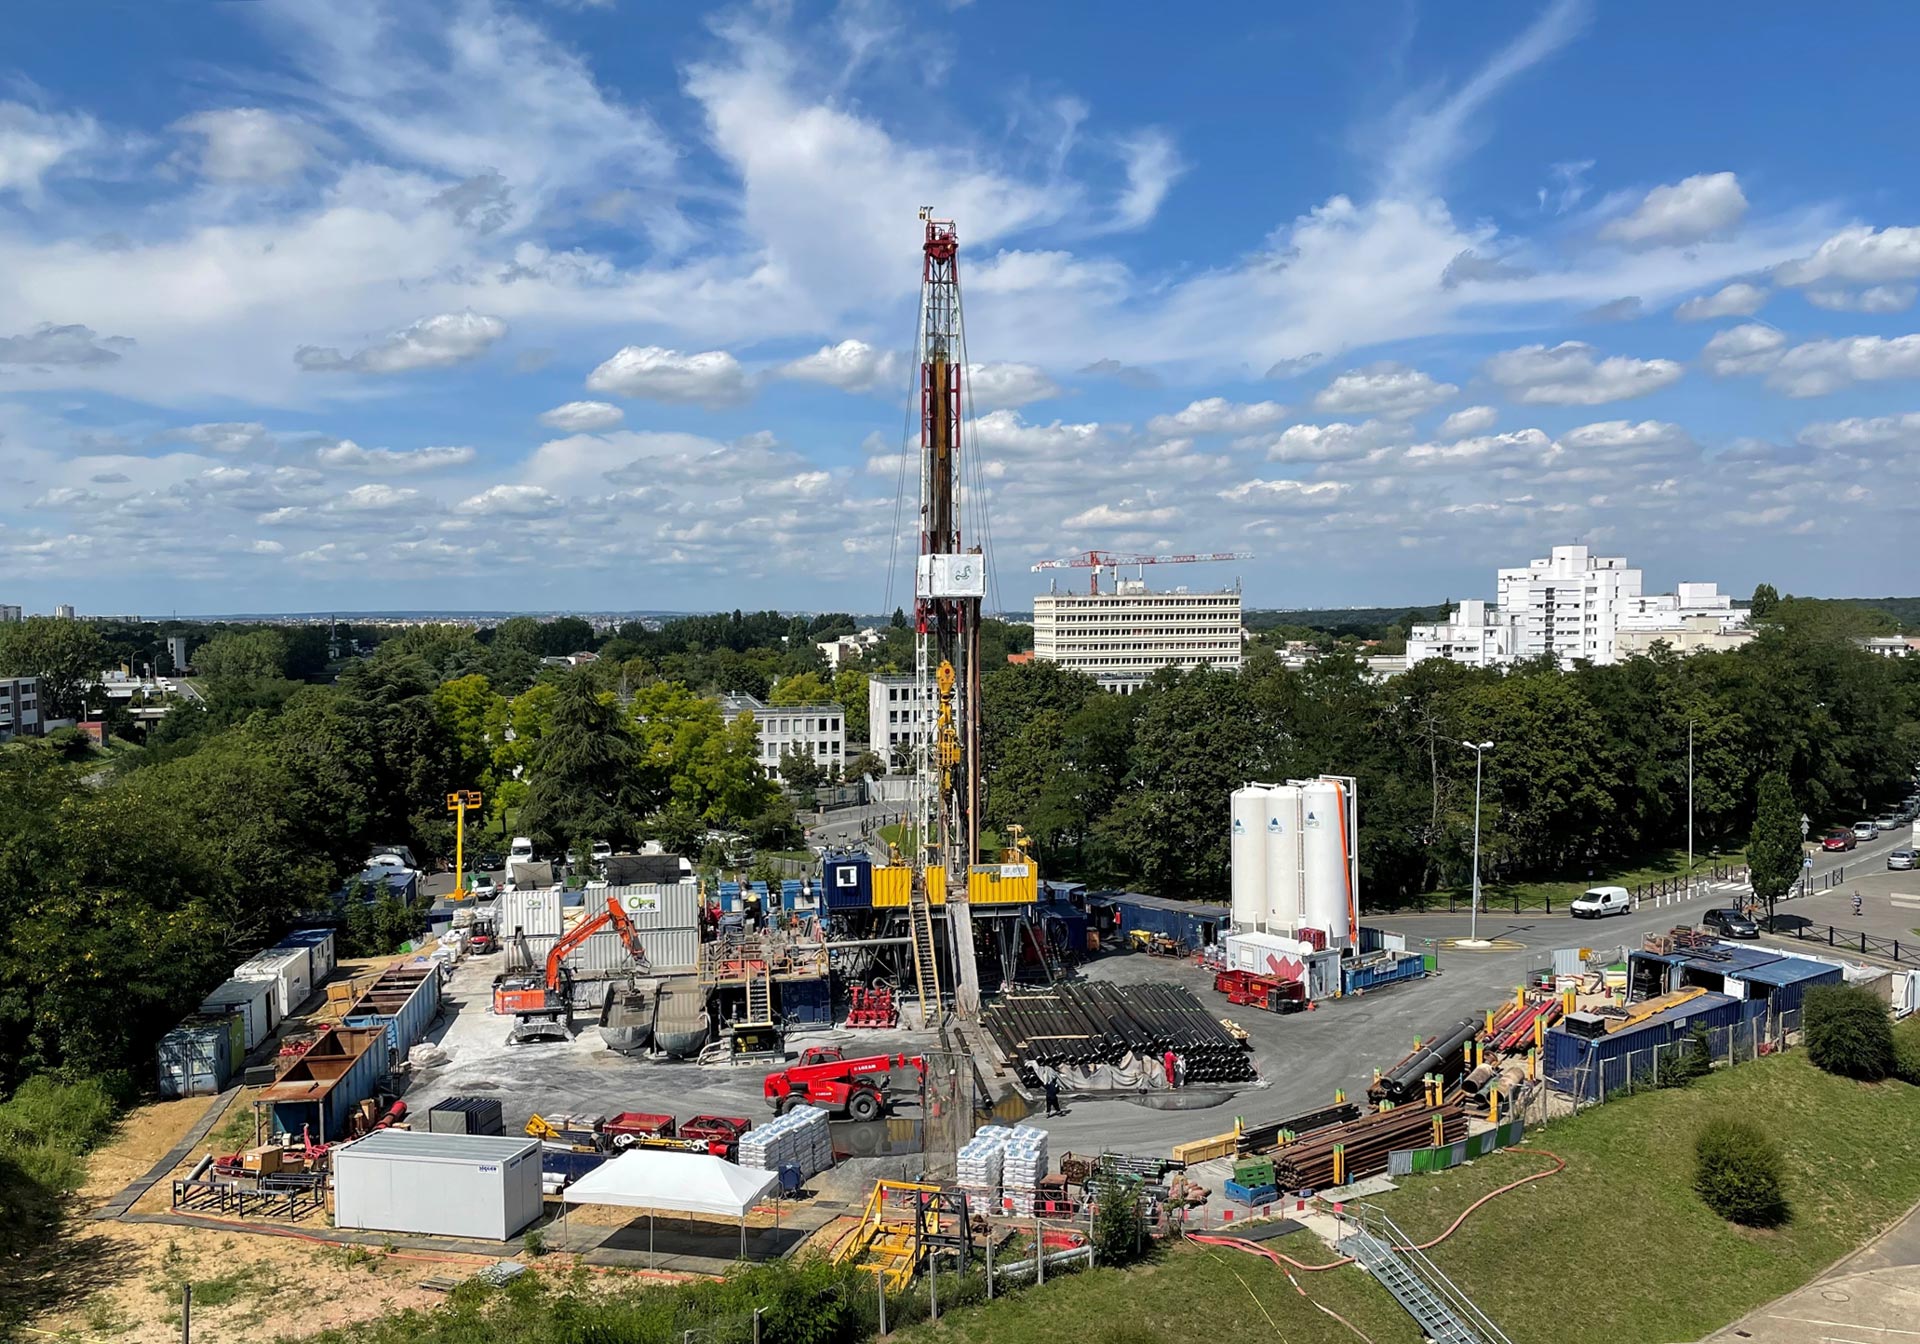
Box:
[1189,1146,1566,1271]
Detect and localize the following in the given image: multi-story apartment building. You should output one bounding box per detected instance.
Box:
[720,694,844,781]
[0,676,43,740]
[1409,546,1749,670]
[868,675,933,766]
[54,604,75,620]
[1031,580,1244,692]
[0,604,21,623]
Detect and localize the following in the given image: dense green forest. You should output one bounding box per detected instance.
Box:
[0,598,1915,1096]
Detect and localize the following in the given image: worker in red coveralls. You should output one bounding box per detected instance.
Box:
[1164,1048,1178,1089]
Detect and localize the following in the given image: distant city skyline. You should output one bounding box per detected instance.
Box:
[5,3,1920,612]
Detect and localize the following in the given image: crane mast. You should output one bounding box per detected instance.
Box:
[913,211,983,1019]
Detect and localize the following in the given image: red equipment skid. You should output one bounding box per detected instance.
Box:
[763,1047,924,1121]
[844,985,898,1029]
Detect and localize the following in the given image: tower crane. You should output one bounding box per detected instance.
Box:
[1030,549,1254,595]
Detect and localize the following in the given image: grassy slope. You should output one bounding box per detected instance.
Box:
[891,1232,1420,1344]
[1370,1051,1920,1343]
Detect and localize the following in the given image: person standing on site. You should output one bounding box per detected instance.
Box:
[1164,1048,1178,1089]
[1044,1071,1064,1117]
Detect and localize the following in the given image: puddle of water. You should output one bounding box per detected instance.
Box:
[830,1118,923,1159]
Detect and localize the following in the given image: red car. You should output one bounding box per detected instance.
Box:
[1822,830,1857,852]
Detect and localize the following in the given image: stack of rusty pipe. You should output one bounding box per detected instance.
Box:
[1268,1102,1467,1191]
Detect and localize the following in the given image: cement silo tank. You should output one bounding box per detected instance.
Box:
[1229,786,1268,931]
[1263,784,1303,934]
[1299,780,1352,947]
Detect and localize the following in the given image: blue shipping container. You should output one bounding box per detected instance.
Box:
[1546,992,1740,1100]
[719,881,742,913]
[823,853,873,910]
[1731,955,1842,1019]
[342,963,442,1057]
[1343,955,1427,994]
[1091,891,1230,947]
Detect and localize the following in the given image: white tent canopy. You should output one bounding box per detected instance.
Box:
[563,1151,778,1218]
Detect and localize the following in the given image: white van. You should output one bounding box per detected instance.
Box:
[1571,885,1631,918]
[509,836,535,862]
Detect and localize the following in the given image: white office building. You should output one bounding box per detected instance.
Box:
[54,604,75,620]
[1409,546,1750,670]
[869,675,932,768]
[0,604,21,623]
[0,676,42,740]
[720,694,844,781]
[1031,581,1244,692]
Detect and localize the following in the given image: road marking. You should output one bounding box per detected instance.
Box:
[1889,895,1920,910]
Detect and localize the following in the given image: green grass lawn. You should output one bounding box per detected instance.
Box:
[1367,1049,1920,1343]
[891,1233,1420,1344]
[1422,844,1746,911]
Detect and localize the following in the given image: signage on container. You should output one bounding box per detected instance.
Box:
[1304,811,1320,828]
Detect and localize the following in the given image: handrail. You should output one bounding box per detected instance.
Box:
[1350,1202,1515,1344]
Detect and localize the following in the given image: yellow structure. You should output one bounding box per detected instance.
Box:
[835,1180,947,1291]
[871,862,1038,907]
[445,789,482,899]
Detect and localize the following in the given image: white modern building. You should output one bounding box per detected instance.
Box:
[868,675,933,767]
[0,676,43,740]
[54,604,74,620]
[721,693,845,781]
[167,635,191,673]
[0,604,21,623]
[1032,580,1244,692]
[1409,546,1750,670]
[817,628,884,670]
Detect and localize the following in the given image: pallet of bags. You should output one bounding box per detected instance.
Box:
[737,1104,833,1180]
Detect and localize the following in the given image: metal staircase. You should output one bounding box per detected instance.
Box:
[907,872,943,1025]
[744,962,771,1027]
[1337,1206,1512,1344]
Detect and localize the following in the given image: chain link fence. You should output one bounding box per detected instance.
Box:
[1559,1006,1801,1111]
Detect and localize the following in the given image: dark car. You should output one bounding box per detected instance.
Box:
[1822,830,1856,852]
[1702,908,1759,939]
[474,851,505,872]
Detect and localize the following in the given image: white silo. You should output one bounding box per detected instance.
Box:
[1263,784,1303,934]
[1229,786,1268,931]
[1299,779,1352,947]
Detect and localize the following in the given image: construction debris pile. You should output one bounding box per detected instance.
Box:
[982,982,1259,1088]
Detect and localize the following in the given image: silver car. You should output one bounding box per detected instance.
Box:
[1890,849,1917,872]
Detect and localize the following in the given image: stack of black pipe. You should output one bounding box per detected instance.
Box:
[983,981,1259,1086]
[1365,1017,1480,1104]
[1235,1101,1363,1156]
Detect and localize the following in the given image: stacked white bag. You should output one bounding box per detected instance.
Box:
[956,1124,1011,1214]
[1000,1123,1049,1216]
[737,1104,833,1180]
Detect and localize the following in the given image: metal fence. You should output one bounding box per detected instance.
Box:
[1784,923,1920,966]
[1559,1006,1801,1111]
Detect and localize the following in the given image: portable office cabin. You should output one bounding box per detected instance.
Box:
[1630,946,1781,1003]
[256,1025,390,1143]
[508,927,699,977]
[198,976,277,1052]
[1546,992,1740,1101]
[822,852,873,910]
[157,1014,240,1098]
[333,1130,542,1241]
[342,962,442,1057]
[234,945,313,1018]
[279,928,338,981]
[1731,955,1842,1019]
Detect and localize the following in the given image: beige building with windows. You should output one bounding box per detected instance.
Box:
[1031,580,1244,692]
[720,694,844,781]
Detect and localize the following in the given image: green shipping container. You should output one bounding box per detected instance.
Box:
[1422,953,1438,973]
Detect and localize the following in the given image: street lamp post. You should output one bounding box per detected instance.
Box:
[1687,719,1694,893]
[1462,741,1493,945]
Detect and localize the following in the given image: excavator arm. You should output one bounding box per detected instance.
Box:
[542,895,650,991]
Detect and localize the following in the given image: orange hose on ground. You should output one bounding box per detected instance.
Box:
[1189,1146,1566,1271]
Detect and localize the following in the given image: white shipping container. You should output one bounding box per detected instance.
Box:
[500,890,565,939]
[333,1130,542,1241]
[580,884,703,931]
[1224,931,1311,980]
[233,947,313,1018]
[198,977,276,1052]
[507,927,699,976]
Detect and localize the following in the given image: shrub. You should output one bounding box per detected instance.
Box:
[1894,1016,1920,1085]
[1090,1170,1150,1265]
[1804,983,1895,1081]
[1694,1117,1788,1227]
[1659,1027,1713,1088]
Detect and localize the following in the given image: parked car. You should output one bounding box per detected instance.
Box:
[1571,885,1632,918]
[1889,849,1917,872]
[510,835,535,862]
[475,851,504,871]
[1853,821,1880,841]
[1823,830,1857,852]
[1876,814,1902,831]
[470,874,499,900]
[1701,907,1759,939]
[591,840,613,862]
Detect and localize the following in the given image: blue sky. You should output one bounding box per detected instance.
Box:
[3,0,1919,617]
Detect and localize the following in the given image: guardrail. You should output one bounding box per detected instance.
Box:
[1781,922,1920,966]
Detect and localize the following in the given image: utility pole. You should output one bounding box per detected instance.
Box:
[1687,719,1694,889]
[1462,741,1493,946]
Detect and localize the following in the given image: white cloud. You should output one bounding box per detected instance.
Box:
[1766,334,1920,397]
[1674,282,1768,321]
[1483,342,1683,404]
[1313,363,1457,416]
[970,409,1104,457]
[0,323,134,367]
[1701,323,1787,377]
[1600,172,1748,247]
[322,483,422,513]
[1438,405,1497,437]
[1560,419,1690,455]
[1111,129,1184,231]
[777,339,903,396]
[585,346,751,406]
[1775,225,1920,287]
[297,311,507,374]
[1404,427,1555,467]
[174,108,313,181]
[1254,420,1397,463]
[166,422,273,455]
[0,101,99,201]
[1805,285,1915,314]
[456,484,565,516]
[1217,478,1349,507]
[965,362,1059,409]
[314,441,475,473]
[536,401,624,433]
[1062,500,1178,529]
[1796,413,1920,451]
[1146,397,1288,438]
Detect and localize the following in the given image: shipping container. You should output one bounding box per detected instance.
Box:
[334,1131,542,1241]
[426,1096,506,1137]
[560,883,702,930]
[508,926,699,976]
[1306,949,1343,1001]
[1223,931,1312,979]
[1039,880,1086,906]
[157,1015,237,1098]
[778,977,832,1025]
[279,928,338,982]
[822,853,873,910]
[1343,952,1428,994]
[874,864,946,907]
[1545,991,1740,1100]
[1087,891,1231,948]
[259,1025,391,1143]
[198,977,277,1052]
[500,889,565,939]
[1731,955,1842,1019]
[233,946,314,1018]
[968,863,1037,905]
[342,962,443,1057]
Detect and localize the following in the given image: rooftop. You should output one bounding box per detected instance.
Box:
[336,1129,538,1163]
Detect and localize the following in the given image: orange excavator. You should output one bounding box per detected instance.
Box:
[493,895,649,1045]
